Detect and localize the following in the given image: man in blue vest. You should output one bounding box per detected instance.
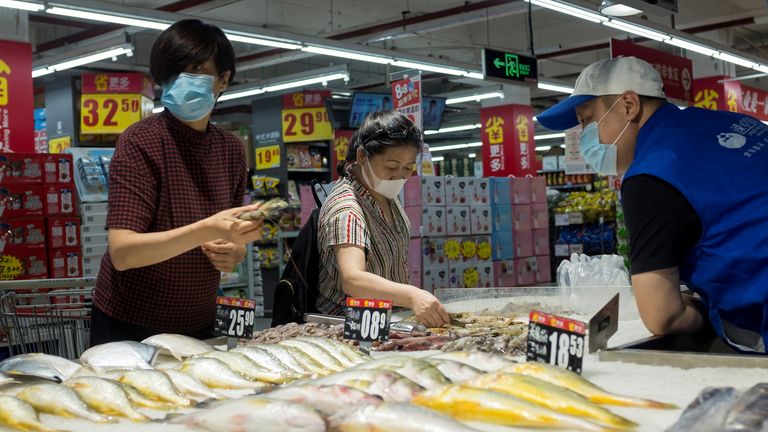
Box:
[537,56,768,354]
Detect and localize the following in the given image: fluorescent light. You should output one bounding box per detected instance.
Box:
[218,71,349,102]
[391,60,469,76]
[46,6,171,30]
[218,88,267,101]
[227,34,301,50]
[429,142,483,152]
[535,132,566,141]
[424,124,481,135]
[527,0,607,24]
[432,156,445,162]
[0,0,44,12]
[468,153,477,158]
[599,1,642,16]
[31,68,53,78]
[446,92,504,105]
[153,106,164,114]
[665,37,717,57]
[463,72,485,80]
[538,82,574,94]
[38,46,134,75]
[756,65,768,74]
[537,146,552,151]
[603,19,669,42]
[302,46,391,64]
[713,51,759,69]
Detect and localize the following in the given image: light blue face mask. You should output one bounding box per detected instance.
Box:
[579,97,631,175]
[161,73,216,122]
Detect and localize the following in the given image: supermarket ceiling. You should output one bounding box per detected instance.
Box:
[17,0,768,143]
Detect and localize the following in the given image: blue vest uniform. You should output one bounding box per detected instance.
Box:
[625,103,768,353]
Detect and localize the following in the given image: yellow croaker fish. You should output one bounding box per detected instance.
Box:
[0,395,57,432]
[503,362,676,409]
[230,346,298,374]
[279,339,345,372]
[122,385,175,410]
[465,373,637,429]
[311,369,424,403]
[250,344,328,376]
[118,370,192,407]
[293,337,367,367]
[352,356,451,390]
[197,350,299,384]
[16,383,111,423]
[330,403,480,432]
[179,357,274,391]
[141,333,213,361]
[64,376,148,422]
[411,385,611,432]
[427,351,516,372]
[164,369,228,400]
[266,384,382,417]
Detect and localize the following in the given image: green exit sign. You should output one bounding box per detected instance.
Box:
[482,48,538,85]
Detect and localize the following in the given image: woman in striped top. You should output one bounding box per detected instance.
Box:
[316,111,450,327]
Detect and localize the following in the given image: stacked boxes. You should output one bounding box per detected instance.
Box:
[80,202,107,278]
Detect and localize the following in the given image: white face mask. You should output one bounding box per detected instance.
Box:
[359,158,408,200]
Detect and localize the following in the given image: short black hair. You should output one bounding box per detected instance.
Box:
[338,111,423,178]
[150,19,236,86]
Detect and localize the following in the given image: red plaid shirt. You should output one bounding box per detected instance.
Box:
[93,111,246,332]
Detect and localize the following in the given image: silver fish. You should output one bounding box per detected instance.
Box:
[245,344,310,375]
[667,387,739,432]
[423,358,482,382]
[256,344,328,375]
[311,369,424,402]
[230,346,296,374]
[16,383,111,423]
[293,337,362,367]
[164,369,228,400]
[123,384,175,410]
[64,376,148,422]
[197,350,299,384]
[723,383,768,432]
[118,370,192,406]
[79,341,158,371]
[279,339,345,371]
[171,396,326,432]
[0,395,57,432]
[179,357,274,391]
[267,384,382,416]
[427,351,516,372]
[352,356,450,390]
[0,372,18,386]
[0,353,82,382]
[142,333,213,361]
[331,402,479,432]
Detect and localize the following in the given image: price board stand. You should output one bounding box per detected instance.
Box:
[527,310,586,374]
[214,296,257,348]
[343,298,392,354]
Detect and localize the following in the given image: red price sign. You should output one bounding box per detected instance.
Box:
[255,145,281,170]
[80,94,153,134]
[282,107,332,142]
[344,298,392,342]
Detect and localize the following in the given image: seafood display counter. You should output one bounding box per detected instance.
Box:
[0,286,764,432]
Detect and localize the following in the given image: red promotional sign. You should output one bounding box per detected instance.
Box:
[0,40,34,153]
[481,104,537,177]
[282,90,331,109]
[692,75,751,116]
[81,73,155,99]
[332,129,354,181]
[610,38,693,103]
[391,74,422,130]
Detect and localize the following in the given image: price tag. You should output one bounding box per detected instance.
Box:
[343,298,392,342]
[214,296,256,339]
[554,213,570,226]
[255,145,281,170]
[80,94,153,134]
[568,212,584,224]
[527,310,586,374]
[48,136,71,154]
[554,243,570,257]
[282,107,333,142]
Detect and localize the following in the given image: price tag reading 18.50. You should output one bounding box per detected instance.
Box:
[526,310,586,374]
[215,296,256,339]
[343,298,392,342]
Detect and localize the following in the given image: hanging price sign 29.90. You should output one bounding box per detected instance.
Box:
[343,298,392,342]
[527,310,586,374]
[215,296,256,339]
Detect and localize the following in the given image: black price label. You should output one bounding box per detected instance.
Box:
[215,296,256,339]
[343,298,392,342]
[526,310,586,374]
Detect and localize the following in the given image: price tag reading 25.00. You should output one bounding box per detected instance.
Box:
[343,298,392,342]
[527,310,586,374]
[215,296,256,339]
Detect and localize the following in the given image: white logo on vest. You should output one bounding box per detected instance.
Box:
[717,132,747,149]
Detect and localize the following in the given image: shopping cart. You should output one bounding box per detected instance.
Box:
[0,278,96,360]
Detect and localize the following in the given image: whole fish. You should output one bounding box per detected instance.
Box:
[0,353,82,382]
[122,385,175,410]
[412,385,608,432]
[667,387,739,432]
[309,338,369,363]
[170,396,326,432]
[330,402,479,432]
[118,370,192,406]
[267,384,382,416]
[64,376,148,422]
[230,346,297,374]
[0,395,57,432]
[257,344,328,375]
[197,350,299,384]
[293,337,366,367]
[79,341,157,371]
[16,383,111,423]
[352,356,450,390]
[723,383,768,432]
[427,351,516,372]
[0,372,18,386]
[503,362,676,409]
[141,333,212,361]
[311,369,424,402]
[465,373,637,429]
[179,357,274,391]
[279,339,345,372]
[422,358,482,383]
[244,344,311,375]
[164,369,227,400]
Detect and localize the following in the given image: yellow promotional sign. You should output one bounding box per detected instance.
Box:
[48,136,71,154]
[255,145,281,170]
[0,59,9,106]
[80,94,153,134]
[282,107,332,142]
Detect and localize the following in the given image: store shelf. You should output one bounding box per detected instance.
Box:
[286,142,329,148]
[220,282,247,290]
[279,231,300,239]
[538,169,565,174]
[548,184,593,190]
[287,168,330,173]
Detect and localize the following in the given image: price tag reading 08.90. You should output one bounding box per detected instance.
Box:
[526,310,586,374]
[214,296,256,339]
[343,298,392,342]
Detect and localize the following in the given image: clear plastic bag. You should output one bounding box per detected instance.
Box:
[557,253,637,319]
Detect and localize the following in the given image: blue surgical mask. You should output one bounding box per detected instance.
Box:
[161,73,216,122]
[579,97,630,176]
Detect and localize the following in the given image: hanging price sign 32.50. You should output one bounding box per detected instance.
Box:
[343,298,392,342]
[527,310,586,374]
[214,296,256,339]
[282,107,332,142]
[80,94,153,135]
